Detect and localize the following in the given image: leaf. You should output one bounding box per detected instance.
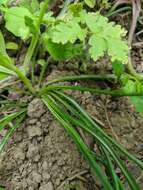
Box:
[0,62,16,81]
[43,12,55,24]
[112,60,124,77]
[107,38,129,63]
[84,0,96,8]
[122,80,136,94]
[0,112,26,153]
[42,94,114,190]
[0,65,16,75]
[89,34,107,61]
[122,80,143,113]
[19,0,39,13]
[25,16,37,35]
[48,19,87,44]
[42,35,83,60]
[68,3,83,16]
[130,96,143,113]
[0,0,7,5]
[85,12,108,33]
[4,7,33,39]
[6,42,18,50]
[85,13,129,63]
[0,31,7,55]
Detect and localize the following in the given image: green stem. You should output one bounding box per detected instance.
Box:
[39,57,51,87]
[23,0,49,72]
[127,56,143,80]
[0,55,35,94]
[23,36,38,73]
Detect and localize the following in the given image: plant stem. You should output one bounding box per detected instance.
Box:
[127,56,143,80]
[0,56,35,94]
[23,0,49,72]
[39,57,51,87]
[14,67,36,94]
[23,36,38,73]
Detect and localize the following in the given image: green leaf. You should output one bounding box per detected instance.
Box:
[6,42,18,50]
[122,80,143,113]
[42,94,114,190]
[49,19,87,44]
[0,0,7,5]
[25,16,37,35]
[0,110,26,131]
[42,36,83,60]
[122,80,136,94]
[0,187,5,190]
[0,31,7,55]
[19,0,39,13]
[112,60,124,77]
[85,12,108,33]
[89,34,106,61]
[85,13,129,63]
[130,96,143,113]
[107,38,129,63]
[68,3,83,16]
[43,12,55,24]
[0,65,16,76]
[4,7,33,39]
[84,0,96,8]
[0,113,26,153]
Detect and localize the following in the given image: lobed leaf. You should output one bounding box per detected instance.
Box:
[42,36,83,60]
[82,12,129,63]
[48,19,87,44]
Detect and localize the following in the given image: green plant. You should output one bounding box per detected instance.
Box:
[0,0,143,189]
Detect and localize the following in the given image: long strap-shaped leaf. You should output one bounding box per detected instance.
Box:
[42,94,114,190]
[101,147,122,190]
[40,85,143,97]
[0,109,26,131]
[52,91,143,170]
[0,113,26,153]
[46,74,117,85]
[47,92,140,190]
